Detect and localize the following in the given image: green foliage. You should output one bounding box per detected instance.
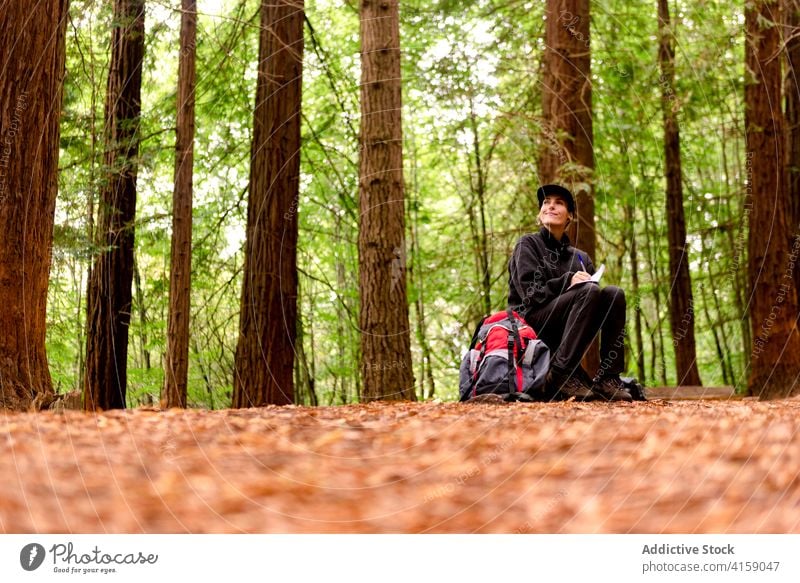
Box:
[49,0,750,408]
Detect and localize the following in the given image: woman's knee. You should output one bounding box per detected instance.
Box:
[601,285,626,308]
[574,282,601,306]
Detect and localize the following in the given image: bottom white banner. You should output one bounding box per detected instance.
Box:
[1,535,798,582]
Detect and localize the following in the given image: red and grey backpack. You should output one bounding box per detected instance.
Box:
[458,309,550,402]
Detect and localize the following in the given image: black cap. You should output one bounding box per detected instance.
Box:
[536,184,575,213]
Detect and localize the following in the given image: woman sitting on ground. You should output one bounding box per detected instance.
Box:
[507,183,632,402]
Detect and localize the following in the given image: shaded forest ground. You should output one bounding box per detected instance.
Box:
[1,399,799,533]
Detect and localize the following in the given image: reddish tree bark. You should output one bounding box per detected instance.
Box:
[785,0,800,306]
[358,0,415,401]
[232,0,304,407]
[745,0,800,398]
[540,0,595,258]
[84,0,145,411]
[163,0,197,409]
[0,0,68,410]
[540,0,598,374]
[657,0,702,386]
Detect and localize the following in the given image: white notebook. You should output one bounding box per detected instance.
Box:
[570,263,605,288]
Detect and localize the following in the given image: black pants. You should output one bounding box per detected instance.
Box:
[523,284,626,379]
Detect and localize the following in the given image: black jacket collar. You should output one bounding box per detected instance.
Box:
[539,226,571,251]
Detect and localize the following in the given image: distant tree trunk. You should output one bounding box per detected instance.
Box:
[710,295,736,385]
[83,0,145,411]
[410,234,436,401]
[644,204,669,385]
[308,289,320,405]
[358,0,415,401]
[467,94,492,315]
[697,281,729,385]
[232,0,304,407]
[293,275,317,406]
[163,0,197,409]
[190,337,215,409]
[78,12,101,395]
[132,254,150,370]
[335,247,349,404]
[745,0,800,398]
[719,130,752,367]
[625,202,646,382]
[307,285,319,407]
[408,131,436,400]
[419,304,436,400]
[645,312,658,385]
[461,187,485,322]
[657,0,702,386]
[295,294,317,406]
[0,0,68,410]
[698,230,735,385]
[785,0,800,305]
[541,0,598,374]
[709,277,736,384]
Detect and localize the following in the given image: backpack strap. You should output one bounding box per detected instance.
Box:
[468,314,488,350]
[506,334,515,394]
[468,314,489,400]
[506,308,523,393]
[507,309,526,351]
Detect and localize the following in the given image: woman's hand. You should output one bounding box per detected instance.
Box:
[571,270,592,286]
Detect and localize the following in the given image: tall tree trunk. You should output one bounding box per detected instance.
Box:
[83,0,145,411]
[232,0,304,407]
[657,0,702,386]
[785,0,800,306]
[358,0,415,401]
[163,0,197,408]
[0,0,68,410]
[541,0,598,374]
[540,1,595,261]
[746,0,800,398]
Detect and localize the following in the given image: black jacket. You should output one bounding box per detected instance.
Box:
[507,227,595,311]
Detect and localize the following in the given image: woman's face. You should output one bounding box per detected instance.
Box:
[539,196,571,231]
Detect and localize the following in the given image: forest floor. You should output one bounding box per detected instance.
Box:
[1,398,799,533]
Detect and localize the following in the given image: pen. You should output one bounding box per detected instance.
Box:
[578,255,587,272]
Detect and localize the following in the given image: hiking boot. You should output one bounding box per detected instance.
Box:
[545,369,595,402]
[559,375,596,401]
[593,375,633,402]
[573,366,597,388]
[504,391,535,403]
